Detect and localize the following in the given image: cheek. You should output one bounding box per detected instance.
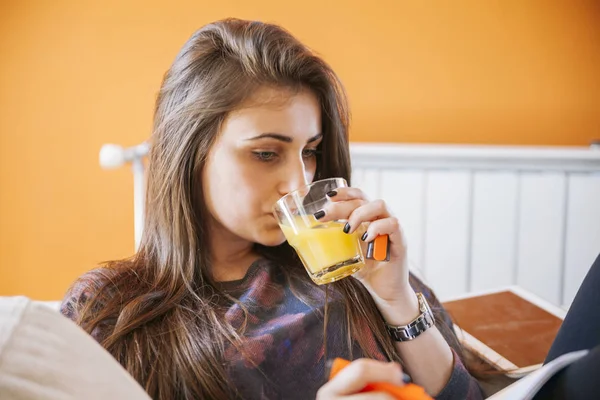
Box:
[203,154,270,225]
[203,148,289,246]
[203,153,241,220]
[207,173,249,218]
[305,159,317,183]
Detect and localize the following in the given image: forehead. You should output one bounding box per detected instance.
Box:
[219,86,322,141]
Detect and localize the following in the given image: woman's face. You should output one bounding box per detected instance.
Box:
[202,86,322,246]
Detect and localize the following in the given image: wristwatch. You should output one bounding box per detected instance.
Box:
[386,292,435,342]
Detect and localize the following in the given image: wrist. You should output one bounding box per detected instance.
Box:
[372,287,420,326]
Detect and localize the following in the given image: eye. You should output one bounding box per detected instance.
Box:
[253,151,278,162]
[302,148,320,159]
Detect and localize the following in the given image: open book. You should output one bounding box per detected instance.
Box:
[487,349,588,400]
[442,286,566,378]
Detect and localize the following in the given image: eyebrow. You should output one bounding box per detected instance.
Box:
[245,133,323,143]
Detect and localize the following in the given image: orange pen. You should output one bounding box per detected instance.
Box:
[327,358,433,400]
[366,234,391,262]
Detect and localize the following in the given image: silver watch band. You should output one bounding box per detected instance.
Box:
[386,292,435,342]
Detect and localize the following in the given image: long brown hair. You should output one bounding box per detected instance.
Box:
[76,19,471,399]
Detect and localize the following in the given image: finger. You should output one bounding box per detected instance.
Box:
[314,199,366,223]
[320,359,404,396]
[325,187,368,202]
[346,393,397,400]
[361,217,404,245]
[346,199,391,234]
[316,391,395,400]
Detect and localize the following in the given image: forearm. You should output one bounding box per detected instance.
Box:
[374,288,454,396]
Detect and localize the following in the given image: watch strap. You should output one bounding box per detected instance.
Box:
[385,292,435,342]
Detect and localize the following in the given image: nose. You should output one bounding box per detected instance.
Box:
[277,159,310,196]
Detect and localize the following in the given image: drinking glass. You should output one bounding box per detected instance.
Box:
[273,178,365,285]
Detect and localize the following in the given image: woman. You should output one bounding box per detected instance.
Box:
[61,19,483,399]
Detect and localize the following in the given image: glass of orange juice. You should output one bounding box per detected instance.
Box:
[273,178,365,285]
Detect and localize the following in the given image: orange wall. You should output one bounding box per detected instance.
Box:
[1,0,599,299]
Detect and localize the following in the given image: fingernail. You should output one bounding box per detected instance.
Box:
[403,372,412,383]
[361,232,368,241]
[343,223,351,234]
[314,210,325,220]
[326,190,337,198]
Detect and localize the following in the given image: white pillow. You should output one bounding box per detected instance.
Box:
[0,296,150,400]
[32,301,61,312]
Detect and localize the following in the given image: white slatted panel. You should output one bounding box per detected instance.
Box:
[562,173,600,307]
[380,170,427,270]
[516,173,567,305]
[351,168,364,189]
[352,168,380,199]
[424,171,471,300]
[349,145,600,308]
[470,172,519,291]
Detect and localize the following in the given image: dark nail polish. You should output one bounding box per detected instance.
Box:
[326,190,338,198]
[343,223,351,234]
[402,372,412,384]
[314,210,325,220]
[361,232,368,241]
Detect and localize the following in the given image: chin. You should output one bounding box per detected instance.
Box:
[255,227,287,247]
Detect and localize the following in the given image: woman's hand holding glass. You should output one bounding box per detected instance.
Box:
[314,187,418,324]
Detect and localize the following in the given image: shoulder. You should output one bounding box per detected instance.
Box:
[59,267,120,328]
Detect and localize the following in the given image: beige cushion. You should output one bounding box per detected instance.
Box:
[0,296,150,400]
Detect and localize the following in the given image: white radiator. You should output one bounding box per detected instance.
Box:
[350,143,600,309]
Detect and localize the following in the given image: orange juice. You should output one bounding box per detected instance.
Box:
[281,220,364,284]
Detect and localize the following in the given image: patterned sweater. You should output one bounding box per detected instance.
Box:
[61,258,483,400]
